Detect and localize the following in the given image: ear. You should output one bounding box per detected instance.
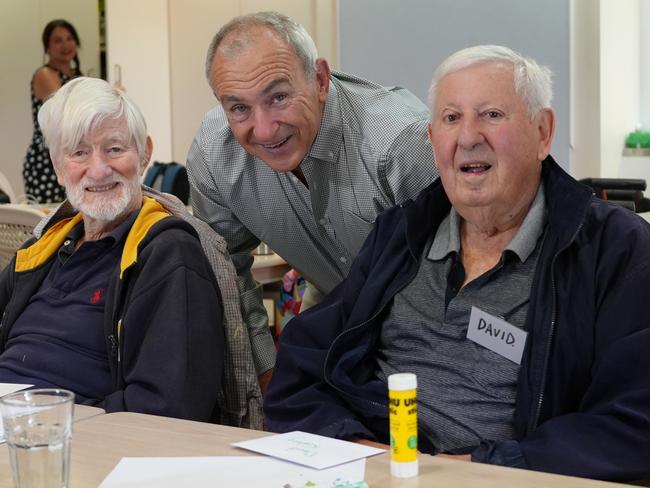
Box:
[427,122,434,145]
[52,154,65,186]
[536,108,555,161]
[314,58,330,103]
[140,136,153,175]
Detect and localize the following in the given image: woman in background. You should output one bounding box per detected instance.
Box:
[23,19,82,203]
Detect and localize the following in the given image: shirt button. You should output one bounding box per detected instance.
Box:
[63,240,71,246]
[328,151,334,158]
[319,218,327,225]
[340,256,347,263]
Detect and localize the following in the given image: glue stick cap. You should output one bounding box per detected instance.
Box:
[391,459,419,478]
[388,373,417,391]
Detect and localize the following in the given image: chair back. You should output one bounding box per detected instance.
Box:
[0,205,44,270]
[0,172,17,203]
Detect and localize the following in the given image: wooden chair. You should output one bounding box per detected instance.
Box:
[0,205,44,270]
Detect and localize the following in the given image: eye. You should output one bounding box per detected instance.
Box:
[227,104,250,122]
[107,146,124,154]
[272,93,288,104]
[70,149,87,158]
[230,104,247,114]
[483,110,503,119]
[443,113,459,123]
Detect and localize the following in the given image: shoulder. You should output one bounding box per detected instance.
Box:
[195,105,235,148]
[585,198,650,239]
[143,216,200,249]
[331,70,430,149]
[138,217,212,274]
[332,70,429,118]
[188,105,252,170]
[33,66,60,81]
[578,199,650,270]
[32,67,63,100]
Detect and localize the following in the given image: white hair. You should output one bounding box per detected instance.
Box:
[38,77,148,163]
[428,45,553,119]
[205,11,318,83]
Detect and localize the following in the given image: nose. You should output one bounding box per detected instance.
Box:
[251,107,279,142]
[86,151,113,180]
[457,115,485,150]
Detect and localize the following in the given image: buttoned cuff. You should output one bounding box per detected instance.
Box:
[252,332,277,375]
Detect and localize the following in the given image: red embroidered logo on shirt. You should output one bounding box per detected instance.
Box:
[90,288,105,304]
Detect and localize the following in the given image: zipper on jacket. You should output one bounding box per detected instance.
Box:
[108,319,122,364]
[116,318,122,363]
[532,220,584,430]
[108,333,119,362]
[324,257,420,412]
[324,309,390,412]
[531,262,557,432]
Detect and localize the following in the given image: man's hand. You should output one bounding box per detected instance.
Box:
[258,368,273,395]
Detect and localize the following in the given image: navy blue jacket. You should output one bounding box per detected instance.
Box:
[0,197,224,421]
[265,156,650,481]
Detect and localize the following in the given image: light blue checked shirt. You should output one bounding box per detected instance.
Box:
[187,70,439,374]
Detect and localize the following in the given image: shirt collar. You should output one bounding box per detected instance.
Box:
[427,182,547,264]
[63,209,139,250]
[428,207,461,261]
[306,79,342,164]
[504,182,547,263]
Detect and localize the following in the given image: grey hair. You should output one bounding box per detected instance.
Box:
[428,45,553,119]
[38,77,148,163]
[204,11,318,84]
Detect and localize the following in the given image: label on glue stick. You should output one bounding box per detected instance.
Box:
[389,389,418,462]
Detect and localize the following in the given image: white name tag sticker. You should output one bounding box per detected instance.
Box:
[466,306,528,364]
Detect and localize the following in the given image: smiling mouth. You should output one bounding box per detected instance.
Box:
[460,162,492,174]
[86,182,119,192]
[260,136,290,150]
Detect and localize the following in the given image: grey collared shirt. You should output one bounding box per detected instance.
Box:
[430,183,547,263]
[188,70,438,373]
[377,183,547,452]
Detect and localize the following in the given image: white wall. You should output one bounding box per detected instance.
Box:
[105,0,173,164]
[338,0,571,171]
[167,0,239,165]
[641,0,650,131]
[108,0,339,166]
[570,0,600,179]
[0,0,99,200]
[599,0,640,177]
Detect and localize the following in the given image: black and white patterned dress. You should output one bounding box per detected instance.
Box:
[23,66,77,204]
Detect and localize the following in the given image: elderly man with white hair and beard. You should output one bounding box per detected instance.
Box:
[0,77,224,421]
[265,46,650,481]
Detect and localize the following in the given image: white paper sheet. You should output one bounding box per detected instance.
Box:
[99,456,367,488]
[232,431,385,470]
[0,383,33,441]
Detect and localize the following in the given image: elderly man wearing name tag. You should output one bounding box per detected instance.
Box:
[0,77,224,421]
[265,45,650,482]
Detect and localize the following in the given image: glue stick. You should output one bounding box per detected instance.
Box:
[388,373,418,477]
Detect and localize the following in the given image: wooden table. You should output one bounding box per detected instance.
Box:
[72,404,105,423]
[0,411,630,487]
[252,252,291,284]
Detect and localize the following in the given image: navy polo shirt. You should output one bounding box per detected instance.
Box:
[0,212,137,403]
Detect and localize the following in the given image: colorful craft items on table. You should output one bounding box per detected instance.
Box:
[275,269,306,335]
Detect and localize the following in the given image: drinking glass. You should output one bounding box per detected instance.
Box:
[0,389,74,488]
